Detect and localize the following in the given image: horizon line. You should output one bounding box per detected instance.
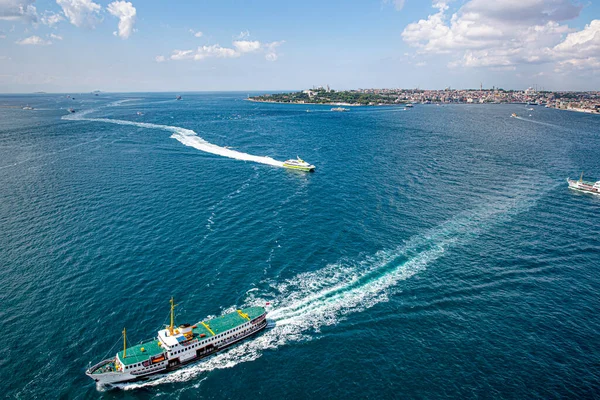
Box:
[1,88,599,95]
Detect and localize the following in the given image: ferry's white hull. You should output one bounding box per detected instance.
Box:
[567,179,600,196]
[88,317,268,387]
[94,371,137,386]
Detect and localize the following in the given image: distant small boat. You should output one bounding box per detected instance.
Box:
[22,106,34,110]
[283,156,315,172]
[511,113,517,118]
[176,95,182,100]
[137,112,144,116]
[405,103,414,108]
[527,108,534,111]
[330,107,349,112]
[68,108,76,113]
[567,172,600,196]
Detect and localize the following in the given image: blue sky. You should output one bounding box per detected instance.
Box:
[0,0,599,92]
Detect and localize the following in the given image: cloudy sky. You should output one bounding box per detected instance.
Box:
[0,0,598,92]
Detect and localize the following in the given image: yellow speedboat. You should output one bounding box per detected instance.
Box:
[283,157,315,172]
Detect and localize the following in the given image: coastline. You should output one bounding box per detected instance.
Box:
[246,98,600,113]
[245,98,364,106]
[560,107,600,115]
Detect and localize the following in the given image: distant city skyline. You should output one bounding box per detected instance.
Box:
[0,0,599,93]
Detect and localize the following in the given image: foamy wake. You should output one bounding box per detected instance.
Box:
[63,107,284,168]
[114,175,553,391]
[513,115,570,131]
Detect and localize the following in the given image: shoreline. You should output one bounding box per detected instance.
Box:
[244,98,600,115]
[246,98,599,113]
[245,98,364,106]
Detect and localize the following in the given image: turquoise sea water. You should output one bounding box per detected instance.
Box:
[1,93,599,399]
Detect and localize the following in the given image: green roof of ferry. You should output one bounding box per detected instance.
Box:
[117,306,265,366]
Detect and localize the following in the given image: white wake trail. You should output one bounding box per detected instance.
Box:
[116,175,553,391]
[513,115,571,131]
[63,109,285,168]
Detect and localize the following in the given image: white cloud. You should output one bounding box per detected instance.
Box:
[189,29,203,37]
[49,33,63,40]
[155,55,166,63]
[107,1,136,39]
[401,0,595,72]
[552,20,600,72]
[555,57,600,73]
[193,44,239,60]
[16,35,51,45]
[41,11,64,27]
[170,49,194,60]
[553,19,600,56]
[167,39,284,62]
[166,46,238,61]
[233,40,261,53]
[235,30,250,39]
[264,40,284,61]
[382,0,406,11]
[0,0,37,23]
[57,0,101,28]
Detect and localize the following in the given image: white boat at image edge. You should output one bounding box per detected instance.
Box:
[86,298,267,387]
[282,156,315,172]
[567,172,600,195]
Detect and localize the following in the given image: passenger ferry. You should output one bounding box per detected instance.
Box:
[86,298,267,386]
[282,157,315,172]
[567,173,600,196]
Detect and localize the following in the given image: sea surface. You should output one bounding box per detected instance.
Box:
[0,93,599,399]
